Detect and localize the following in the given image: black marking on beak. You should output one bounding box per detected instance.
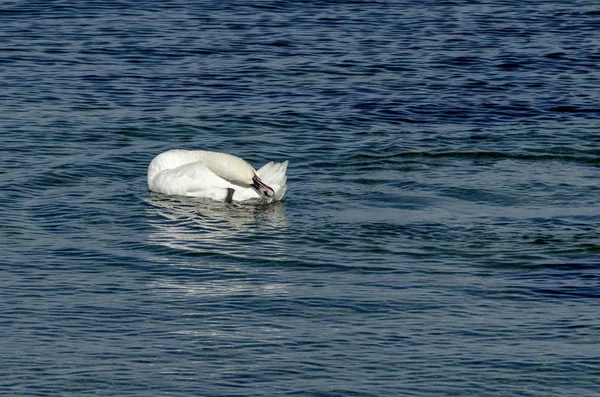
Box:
[252,175,275,198]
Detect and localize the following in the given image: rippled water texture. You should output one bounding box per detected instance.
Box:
[1,1,599,396]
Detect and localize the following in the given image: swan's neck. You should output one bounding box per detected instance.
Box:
[200,151,256,187]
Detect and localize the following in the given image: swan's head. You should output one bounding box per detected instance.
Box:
[251,174,275,199]
[204,152,275,200]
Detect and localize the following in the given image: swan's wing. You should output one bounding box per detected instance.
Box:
[256,160,288,201]
[149,161,235,201]
[257,161,288,186]
[232,187,261,201]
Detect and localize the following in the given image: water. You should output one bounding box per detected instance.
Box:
[1,1,599,396]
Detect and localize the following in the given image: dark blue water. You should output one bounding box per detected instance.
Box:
[1,1,599,396]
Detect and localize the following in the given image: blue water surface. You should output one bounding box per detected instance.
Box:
[1,1,599,396]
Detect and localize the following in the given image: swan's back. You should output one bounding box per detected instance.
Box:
[148,149,255,186]
[148,149,201,186]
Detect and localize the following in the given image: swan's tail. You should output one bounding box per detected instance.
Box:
[256,160,288,201]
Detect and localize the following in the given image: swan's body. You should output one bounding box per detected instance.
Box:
[147,149,288,203]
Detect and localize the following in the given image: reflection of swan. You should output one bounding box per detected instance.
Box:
[148,149,288,203]
[145,193,288,260]
[146,195,290,339]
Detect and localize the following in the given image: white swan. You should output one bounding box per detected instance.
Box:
[147,149,288,203]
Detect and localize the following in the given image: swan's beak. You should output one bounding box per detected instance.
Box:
[252,175,275,198]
